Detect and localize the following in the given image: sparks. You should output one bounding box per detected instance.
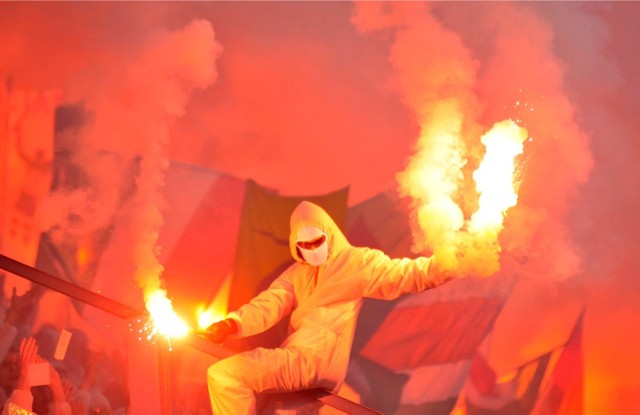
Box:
[399,113,528,277]
[145,289,190,340]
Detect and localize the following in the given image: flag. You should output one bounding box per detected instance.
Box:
[159,164,247,412]
[452,309,585,415]
[459,346,551,415]
[347,192,516,414]
[346,191,414,258]
[483,277,585,382]
[160,164,246,325]
[27,104,124,348]
[358,277,514,415]
[347,355,409,415]
[1,87,61,296]
[530,311,584,415]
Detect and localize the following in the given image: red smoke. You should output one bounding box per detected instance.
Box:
[1,2,639,413]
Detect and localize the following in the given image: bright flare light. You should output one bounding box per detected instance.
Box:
[145,289,190,339]
[399,115,528,277]
[197,307,226,330]
[469,120,527,233]
[196,273,231,330]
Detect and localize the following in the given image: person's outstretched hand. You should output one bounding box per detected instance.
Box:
[206,319,238,344]
[16,337,38,391]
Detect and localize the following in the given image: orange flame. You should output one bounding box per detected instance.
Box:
[469,120,527,233]
[400,115,527,277]
[76,235,94,275]
[197,306,227,331]
[196,273,231,330]
[145,289,189,339]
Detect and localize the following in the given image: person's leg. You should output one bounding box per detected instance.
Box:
[207,346,324,415]
[208,353,257,415]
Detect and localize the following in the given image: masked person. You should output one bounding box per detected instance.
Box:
[206,201,455,414]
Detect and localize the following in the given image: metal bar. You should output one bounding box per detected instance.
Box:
[182,331,235,360]
[158,340,172,415]
[307,389,383,415]
[0,253,145,319]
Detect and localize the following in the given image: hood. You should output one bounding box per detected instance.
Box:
[289,201,350,263]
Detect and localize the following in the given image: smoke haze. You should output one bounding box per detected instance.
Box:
[1,2,639,413]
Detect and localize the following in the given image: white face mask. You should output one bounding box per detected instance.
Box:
[296,226,329,266]
[299,242,328,266]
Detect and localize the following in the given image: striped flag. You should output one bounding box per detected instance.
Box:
[530,312,584,415]
[347,192,516,414]
[452,310,584,415]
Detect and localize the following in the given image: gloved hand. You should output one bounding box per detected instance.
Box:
[206,318,238,344]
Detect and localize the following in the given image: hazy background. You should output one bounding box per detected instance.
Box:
[1,2,639,413]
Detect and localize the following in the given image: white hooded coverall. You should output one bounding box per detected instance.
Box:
[207,201,452,414]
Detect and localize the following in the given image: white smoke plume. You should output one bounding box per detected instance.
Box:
[39,20,222,301]
[352,2,593,282]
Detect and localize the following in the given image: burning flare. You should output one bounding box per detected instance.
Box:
[197,273,231,330]
[400,118,527,277]
[469,120,527,233]
[145,289,190,339]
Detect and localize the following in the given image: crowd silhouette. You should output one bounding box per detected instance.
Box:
[0,284,128,415]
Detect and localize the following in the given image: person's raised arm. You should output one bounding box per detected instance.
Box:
[2,337,38,415]
[359,248,455,300]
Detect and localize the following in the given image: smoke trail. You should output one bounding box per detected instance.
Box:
[352,3,472,262]
[352,2,592,280]
[38,19,221,315]
[118,19,221,301]
[470,3,593,283]
[353,2,503,277]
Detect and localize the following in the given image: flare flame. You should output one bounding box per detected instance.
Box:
[196,273,231,330]
[401,118,528,277]
[469,120,527,233]
[145,290,190,339]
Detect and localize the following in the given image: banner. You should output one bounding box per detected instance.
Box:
[1,87,61,296]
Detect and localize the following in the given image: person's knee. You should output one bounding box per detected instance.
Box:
[208,358,242,389]
[208,360,228,383]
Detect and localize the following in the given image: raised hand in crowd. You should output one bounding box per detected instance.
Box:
[16,336,38,393]
[1,336,39,415]
[60,375,87,415]
[4,288,42,327]
[2,336,73,415]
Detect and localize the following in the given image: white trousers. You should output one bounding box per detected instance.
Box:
[208,346,332,415]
